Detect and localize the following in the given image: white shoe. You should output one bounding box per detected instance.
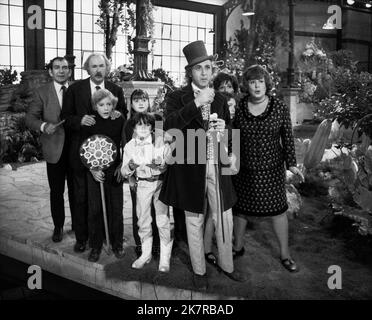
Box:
[132,237,152,269]
[158,239,173,273]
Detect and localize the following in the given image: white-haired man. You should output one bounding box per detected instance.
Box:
[61,53,127,256]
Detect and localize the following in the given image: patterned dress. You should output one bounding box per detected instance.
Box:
[232,95,296,217]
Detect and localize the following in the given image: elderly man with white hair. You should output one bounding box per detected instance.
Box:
[61,53,127,259]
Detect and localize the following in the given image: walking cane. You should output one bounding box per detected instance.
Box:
[80,134,118,255]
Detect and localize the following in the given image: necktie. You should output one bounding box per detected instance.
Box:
[95,86,101,91]
[61,85,67,106]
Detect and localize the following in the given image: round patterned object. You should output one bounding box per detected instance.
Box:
[79,134,117,170]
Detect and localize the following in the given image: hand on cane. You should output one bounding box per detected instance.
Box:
[90,169,105,183]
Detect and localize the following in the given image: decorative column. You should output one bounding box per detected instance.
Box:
[119,0,163,115]
[65,0,76,80]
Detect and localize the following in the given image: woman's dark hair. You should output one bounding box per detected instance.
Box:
[132,112,155,131]
[213,72,239,93]
[242,65,273,94]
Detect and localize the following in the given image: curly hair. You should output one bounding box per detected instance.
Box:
[242,65,273,94]
[83,53,111,76]
[91,89,118,111]
[213,72,239,93]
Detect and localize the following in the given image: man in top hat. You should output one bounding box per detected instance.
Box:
[159,40,247,289]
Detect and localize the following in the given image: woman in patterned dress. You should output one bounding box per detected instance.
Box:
[232,65,304,272]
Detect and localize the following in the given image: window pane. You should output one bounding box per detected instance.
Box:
[44,0,56,10]
[116,35,125,51]
[162,56,171,71]
[45,29,57,47]
[81,0,92,14]
[171,41,179,57]
[153,6,161,23]
[0,25,9,45]
[206,29,214,44]
[180,56,187,70]
[9,0,23,5]
[45,10,56,28]
[93,15,100,33]
[154,22,161,39]
[162,24,171,39]
[163,40,171,55]
[74,13,81,31]
[81,14,92,32]
[57,11,66,29]
[162,7,171,24]
[10,26,22,46]
[10,5,22,25]
[0,0,7,4]
[0,5,9,24]
[179,10,189,26]
[189,12,197,27]
[74,50,82,68]
[171,8,180,25]
[81,32,92,50]
[171,25,179,41]
[94,33,104,51]
[206,14,214,28]
[197,28,205,42]
[170,57,178,72]
[93,0,100,15]
[206,44,213,55]
[152,39,160,55]
[0,45,10,65]
[153,55,161,69]
[57,0,66,11]
[57,30,66,49]
[180,26,188,41]
[11,46,23,66]
[74,0,81,13]
[57,48,65,57]
[189,27,197,42]
[73,31,81,50]
[45,48,57,64]
[197,13,205,27]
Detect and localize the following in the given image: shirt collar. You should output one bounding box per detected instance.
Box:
[54,81,68,92]
[135,135,152,146]
[191,82,208,94]
[90,79,105,92]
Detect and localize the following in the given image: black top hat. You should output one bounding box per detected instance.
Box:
[183,41,216,69]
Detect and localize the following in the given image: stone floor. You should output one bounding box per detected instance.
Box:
[1,162,372,300]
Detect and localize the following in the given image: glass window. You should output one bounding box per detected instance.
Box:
[189,27,197,42]
[57,0,66,11]
[197,28,205,42]
[9,0,23,5]
[74,31,81,50]
[0,25,9,45]
[0,5,9,24]
[94,33,104,51]
[171,8,180,25]
[57,30,66,49]
[45,29,57,48]
[74,13,81,31]
[162,7,171,24]
[57,11,66,30]
[163,40,171,55]
[162,24,171,39]
[82,0,93,14]
[44,0,56,10]
[9,5,22,26]
[171,25,180,41]
[0,45,10,66]
[82,14,93,32]
[10,26,23,46]
[45,10,56,28]
[82,32,93,50]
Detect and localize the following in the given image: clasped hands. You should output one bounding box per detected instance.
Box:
[81,110,121,126]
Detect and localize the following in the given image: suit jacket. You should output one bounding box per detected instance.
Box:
[159,84,237,213]
[25,82,65,164]
[61,78,127,171]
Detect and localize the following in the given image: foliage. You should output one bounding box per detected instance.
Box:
[220,1,287,97]
[107,63,134,83]
[0,67,18,86]
[0,113,42,164]
[151,68,177,114]
[96,0,155,61]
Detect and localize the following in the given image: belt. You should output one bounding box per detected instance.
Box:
[136,175,163,182]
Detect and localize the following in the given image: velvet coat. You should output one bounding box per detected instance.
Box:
[159,84,237,214]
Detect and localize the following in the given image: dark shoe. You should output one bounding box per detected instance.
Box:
[73,241,87,253]
[281,258,299,273]
[113,247,125,259]
[205,252,217,266]
[218,266,248,282]
[232,247,245,259]
[192,273,208,291]
[52,227,63,243]
[88,248,101,262]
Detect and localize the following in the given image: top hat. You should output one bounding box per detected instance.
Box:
[183,41,216,69]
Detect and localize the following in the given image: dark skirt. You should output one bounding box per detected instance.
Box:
[232,166,288,217]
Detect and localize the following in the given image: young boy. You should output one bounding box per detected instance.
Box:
[121,113,173,272]
[82,89,125,262]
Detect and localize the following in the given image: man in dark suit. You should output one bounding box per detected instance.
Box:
[159,41,247,289]
[61,53,127,257]
[26,56,75,243]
